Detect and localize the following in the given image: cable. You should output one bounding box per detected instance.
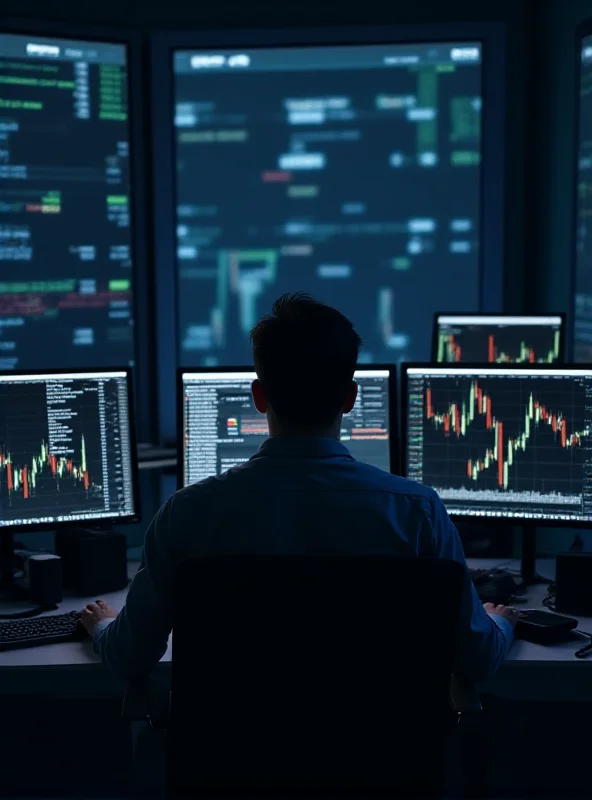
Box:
[575,633,592,658]
[542,582,556,610]
[490,560,514,571]
[527,583,592,658]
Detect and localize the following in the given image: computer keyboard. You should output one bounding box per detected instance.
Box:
[0,610,88,651]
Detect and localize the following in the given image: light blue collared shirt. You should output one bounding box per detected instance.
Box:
[95,436,513,680]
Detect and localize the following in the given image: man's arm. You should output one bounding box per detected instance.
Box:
[93,498,176,679]
[427,494,515,683]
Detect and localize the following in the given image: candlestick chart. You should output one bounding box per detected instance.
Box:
[0,377,107,524]
[0,434,94,500]
[413,375,592,518]
[436,326,562,364]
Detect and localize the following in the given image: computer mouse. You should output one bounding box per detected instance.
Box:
[476,575,517,606]
[470,569,490,586]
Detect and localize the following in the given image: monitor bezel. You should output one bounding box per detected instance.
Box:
[153,22,506,441]
[431,312,567,362]
[177,363,398,489]
[0,19,154,443]
[0,366,141,534]
[400,360,592,528]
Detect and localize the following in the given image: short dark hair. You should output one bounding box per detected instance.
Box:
[250,293,362,428]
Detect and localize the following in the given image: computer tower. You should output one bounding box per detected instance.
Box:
[55,529,128,597]
[555,552,592,616]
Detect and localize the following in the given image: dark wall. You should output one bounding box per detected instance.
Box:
[8,0,529,32]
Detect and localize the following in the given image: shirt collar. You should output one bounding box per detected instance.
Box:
[251,436,354,461]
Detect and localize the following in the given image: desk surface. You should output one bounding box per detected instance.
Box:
[2,559,590,700]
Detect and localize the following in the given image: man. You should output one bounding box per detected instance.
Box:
[82,293,518,680]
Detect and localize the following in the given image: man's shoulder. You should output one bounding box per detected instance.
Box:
[351,461,440,504]
[171,462,441,506]
[170,474,227,503]
[168,469,252,510]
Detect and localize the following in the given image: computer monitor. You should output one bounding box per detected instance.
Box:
[151,24,506,439]
[0,368,139,531]
[574,28,592,361]
[0,30,137,370]
[402,363,592,525]
[178,366,396,486]
[433,314,565,364]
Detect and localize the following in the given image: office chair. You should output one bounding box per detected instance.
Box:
[124,555,478,798]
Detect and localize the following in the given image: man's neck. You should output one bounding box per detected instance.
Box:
[266,411,342,440]
[268,426,340,440]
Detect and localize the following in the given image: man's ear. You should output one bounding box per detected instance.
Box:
[252,379,267,414]
[342,381,358,414]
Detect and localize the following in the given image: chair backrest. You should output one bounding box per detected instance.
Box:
[171,555,465,797]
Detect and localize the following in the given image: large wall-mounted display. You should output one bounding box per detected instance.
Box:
[574,33,592,361]
[152,25,506,438]
[0,32,135,369]
[173,42,483,366]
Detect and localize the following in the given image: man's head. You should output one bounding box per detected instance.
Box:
[250,293,361,436]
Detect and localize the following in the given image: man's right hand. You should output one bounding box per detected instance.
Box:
[483,603,521,628]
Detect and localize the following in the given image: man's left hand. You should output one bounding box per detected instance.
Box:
[80,600,119,635]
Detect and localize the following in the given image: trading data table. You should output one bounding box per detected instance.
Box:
[0,33,134,369]
[405,366,592,522]
[173,43,482,365]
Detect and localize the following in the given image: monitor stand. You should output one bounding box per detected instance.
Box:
[520,522,552,586]
[0,533,54,619]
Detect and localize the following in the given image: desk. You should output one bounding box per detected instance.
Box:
[1,559,590,700]
[474,559,592,702]
[0,562,170,695]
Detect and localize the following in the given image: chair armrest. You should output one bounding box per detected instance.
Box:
[450,675,482,715]
[122,677,171,730]
[122,678,153,722]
